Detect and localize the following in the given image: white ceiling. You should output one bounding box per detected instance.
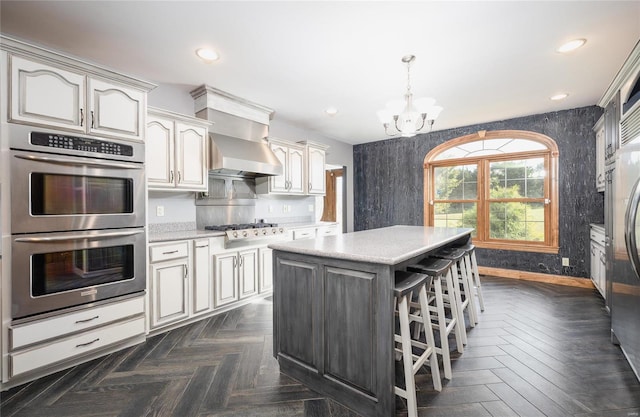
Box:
[1,1,639,145]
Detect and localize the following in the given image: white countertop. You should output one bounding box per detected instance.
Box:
[148,229,226,243]
[268,225,473,265]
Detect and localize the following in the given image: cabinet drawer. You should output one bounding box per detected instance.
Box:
[150,241,189,262]
[10,297,144,350]
[293,229,316,240]
[318,225,338,236]
[590,229,605,246]
[10,316,145,377]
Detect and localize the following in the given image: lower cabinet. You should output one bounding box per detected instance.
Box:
[213,248,259,308]
[259,247,274,293]
[192,239,212,314]
[149,241,191,329]
[590,226,606,299]
[8,296,145,377]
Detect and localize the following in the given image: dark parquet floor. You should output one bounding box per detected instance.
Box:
[2,276,640,417]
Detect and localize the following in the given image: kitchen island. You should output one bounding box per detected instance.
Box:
[268,225,473,417]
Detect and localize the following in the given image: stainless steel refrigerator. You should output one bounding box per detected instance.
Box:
[613,141,640,380]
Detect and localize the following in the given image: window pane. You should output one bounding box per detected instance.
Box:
[434,164,477,201]
[489,202,544,241]
[490,158,545,198]
[434,202,477,237]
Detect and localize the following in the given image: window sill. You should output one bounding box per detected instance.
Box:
[473,241,559,254]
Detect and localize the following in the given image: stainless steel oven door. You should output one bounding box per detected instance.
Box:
[11,228,146,319]
[10,150,145,234]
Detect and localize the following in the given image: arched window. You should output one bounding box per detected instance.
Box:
[424,130,559,253]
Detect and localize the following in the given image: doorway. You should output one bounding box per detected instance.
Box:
[321,165,346,233]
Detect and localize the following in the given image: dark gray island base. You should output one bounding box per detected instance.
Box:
[269,225,473,417]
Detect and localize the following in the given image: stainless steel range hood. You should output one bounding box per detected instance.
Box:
[191,85,282,178]
[209,133,282,177]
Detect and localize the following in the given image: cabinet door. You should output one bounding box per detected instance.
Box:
[147,115,176,188]
[288,146,305,194]
[270,143,289,193]
[175,122,207,191]
[88,78,144,140]
[596,126,605,191]
[10,55,85,131]
[259,248,273,293]
[239,249,259,299]
[150,259,189,328]
[590,241,599,287]
[598,247,607,299]
[193,240,212,314]
[307,146,326,195]
[214,252,239,307]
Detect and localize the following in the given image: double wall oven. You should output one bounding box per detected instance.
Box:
[9,124,146,320]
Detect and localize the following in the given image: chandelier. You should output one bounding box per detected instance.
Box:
[377,55,443,137]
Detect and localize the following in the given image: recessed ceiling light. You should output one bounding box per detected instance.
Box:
[325,107,338,116]
[550,93,569,101]
[196,48,219,63]
[557,39,586,53]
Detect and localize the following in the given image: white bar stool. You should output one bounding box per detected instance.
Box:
[407,258,463,380]
[434,247,478,329]
[394,271,442,417]
[456,243,485,312]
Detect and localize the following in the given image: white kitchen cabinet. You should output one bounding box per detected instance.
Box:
[239,248,259,299]
[594,115,605,192]
[257,139,305,195]
[10,54,147,141]
[147,108,209,191]
[8,295,145,378]
[590,226,606,299]
[149,241,190,328]
[259,247,273,293]
[301,141,329,195]
[213,252,239,307]
[213,248,259,307]
[192,239,212,315]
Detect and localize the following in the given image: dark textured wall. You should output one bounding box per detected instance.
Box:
[353,106,604,278]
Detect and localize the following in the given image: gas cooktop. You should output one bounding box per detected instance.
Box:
[204,222,278,231]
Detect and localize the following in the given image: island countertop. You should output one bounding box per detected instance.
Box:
[268,225,473,265]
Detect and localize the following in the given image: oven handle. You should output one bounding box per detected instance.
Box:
[14,230,144,243]
[14,153,143,170]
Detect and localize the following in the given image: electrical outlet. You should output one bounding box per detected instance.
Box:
[268,205,273,213]
[156,205,165,217]
[308,204,314,212]
[282,205,288,213]
[562,257,570,267]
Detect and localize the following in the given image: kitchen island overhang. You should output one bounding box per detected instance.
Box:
[269,225,473,417]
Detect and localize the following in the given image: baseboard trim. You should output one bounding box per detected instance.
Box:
[478,266,595,289]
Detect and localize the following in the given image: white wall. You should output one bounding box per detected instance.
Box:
[147,83,195,116]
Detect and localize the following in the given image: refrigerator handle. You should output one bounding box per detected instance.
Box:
[624,176,640,281]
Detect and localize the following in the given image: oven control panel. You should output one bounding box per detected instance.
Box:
[31,132,134,156]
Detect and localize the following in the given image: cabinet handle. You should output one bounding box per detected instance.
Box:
[76,338,100,348]
[239,256,243,267]
[91,110,95,128]
[184,264,188,278]
[178,171,182,184]
[309,182,312,191]
[162,250,178,255]
[196,244,208,248]
[80,108,84,127]
[170,170,174,183]
[233,256,237,267]
[75,315,100,324]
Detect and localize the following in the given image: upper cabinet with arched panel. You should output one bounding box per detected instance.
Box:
[3,35,155,142]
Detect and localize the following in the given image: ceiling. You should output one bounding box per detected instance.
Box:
[1,1,639,145]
